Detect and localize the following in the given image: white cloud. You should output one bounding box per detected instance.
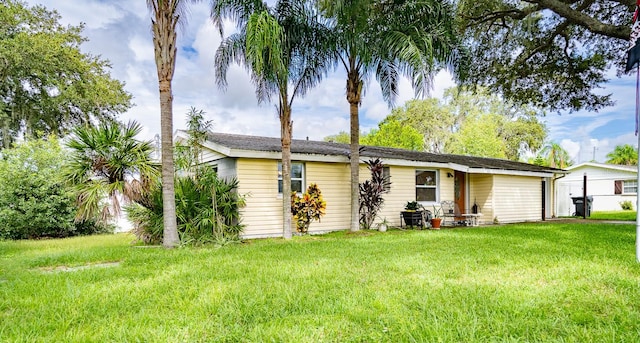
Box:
[22,0,637,157]
[129,35,155,62]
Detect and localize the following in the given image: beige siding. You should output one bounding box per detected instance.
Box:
[378,166,416,227]
[377,168,454,227]
[237,159,354,237]
[236,159,283,237]
[235,157,545,236]
[469,174,494,224]
[492,175,542,223]
[439,169,455,202]
[305,162,351,232]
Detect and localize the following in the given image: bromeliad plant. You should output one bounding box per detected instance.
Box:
[291,183,326,234]
[359,158,391,230]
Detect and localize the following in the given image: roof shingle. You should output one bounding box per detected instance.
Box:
[204,131,563,174]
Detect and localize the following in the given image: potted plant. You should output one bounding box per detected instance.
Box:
[405,201,420,211]
[377,217,389,232]
[430,205,443,229]
[402,201,423,227]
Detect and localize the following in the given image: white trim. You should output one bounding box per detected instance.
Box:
[567,162,637,173]
[467,168,554,178]
[415,169,439,203]
[278,161,305,194]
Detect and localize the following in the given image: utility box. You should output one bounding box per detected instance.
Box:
[571,196,593,217]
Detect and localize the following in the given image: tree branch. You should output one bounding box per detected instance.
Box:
[533,0,630,40]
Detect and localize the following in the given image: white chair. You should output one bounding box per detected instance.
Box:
[440,201,456,226]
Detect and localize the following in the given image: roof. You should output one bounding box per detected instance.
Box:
[566,162,637,173]
[197,131,564,175]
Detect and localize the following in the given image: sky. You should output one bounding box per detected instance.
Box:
[24,0,639,164]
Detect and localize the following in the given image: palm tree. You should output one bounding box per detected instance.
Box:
[212,0,333,239]
[64,121,158,223]
[147,0,197,248]
[536,142,573,169]
[317,0,460,231]
[606,144,638,166]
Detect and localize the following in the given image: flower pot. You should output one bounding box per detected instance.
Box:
[402,211,423,227]
[430,218,442,229]
[378,223,388,232]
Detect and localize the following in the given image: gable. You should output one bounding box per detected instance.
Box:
[564,164,637,181]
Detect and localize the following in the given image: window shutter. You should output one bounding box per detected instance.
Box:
[614,180,622,194]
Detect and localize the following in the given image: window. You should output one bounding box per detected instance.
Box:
[415,170,437,202]
[624,180,637,194]
[382,166,391,191]
[616,180,638,194]
[278,162,304,194]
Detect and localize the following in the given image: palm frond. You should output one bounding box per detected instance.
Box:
[210,0,268,35]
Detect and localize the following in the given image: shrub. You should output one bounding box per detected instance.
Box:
[291,184,326,234]
[359,158,390,229]
[127,167,246,245]
[620,200,634,211]
[0,138,110,239]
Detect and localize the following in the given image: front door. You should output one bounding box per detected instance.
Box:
[454,171,466,216]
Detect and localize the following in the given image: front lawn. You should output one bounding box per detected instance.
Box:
[1,223,639,342]
[590,210,636,221]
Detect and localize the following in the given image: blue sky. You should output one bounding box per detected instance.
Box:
[25,0,638,163]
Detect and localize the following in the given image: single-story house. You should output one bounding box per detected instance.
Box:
[183,131,565,238]
[555,162,638,215]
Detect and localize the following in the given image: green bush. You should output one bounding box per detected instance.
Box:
[0,138,111,239]
[127,167,246,245]
[620,200,634,211]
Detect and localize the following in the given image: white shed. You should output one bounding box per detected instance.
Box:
[555,162,637,215]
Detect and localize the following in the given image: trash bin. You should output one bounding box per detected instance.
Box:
[571,196,593,217]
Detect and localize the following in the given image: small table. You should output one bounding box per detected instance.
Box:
[461,213,482,226]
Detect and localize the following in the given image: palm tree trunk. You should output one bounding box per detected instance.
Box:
[349,100,360,232]
[347,67,361,232]
[281,104,293,239]
[159,79,179,248]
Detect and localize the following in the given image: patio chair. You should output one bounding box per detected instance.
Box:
[440,200,456,226]
[441,201,471,226]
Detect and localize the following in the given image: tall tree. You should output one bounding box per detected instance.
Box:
[457,0,631,112]
[318,0,461,232]
[147,0,196,248]
[0,0,131,149]
[532,142,574,169]
[323,131,351,144]
[64,121,158,222]
[371,87,546,160]
[447,113,507,159]
[0,137,108,239]
[361,118,424,151]
[443,87,546,161]
[606,144,638,165]
[213,0,333,239]
[384,98,454,153]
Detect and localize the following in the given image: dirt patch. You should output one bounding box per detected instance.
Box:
[38,261,121,273]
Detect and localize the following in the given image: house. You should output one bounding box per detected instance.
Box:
[555,162,638,215]
[186,131,565,238]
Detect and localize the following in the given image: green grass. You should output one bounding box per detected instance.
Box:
[2,223,640,342]
[590,210,637,221]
